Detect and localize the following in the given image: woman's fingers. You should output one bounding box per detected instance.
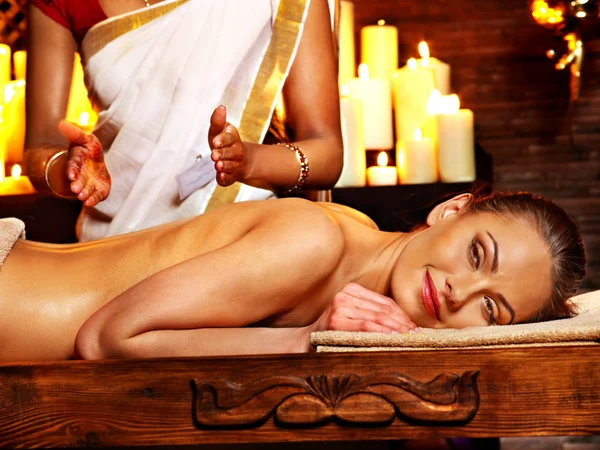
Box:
[208,105,227,147]
[331,302,413,333]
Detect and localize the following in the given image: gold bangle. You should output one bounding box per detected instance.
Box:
[276,142,309,195]
[44,150,77,199]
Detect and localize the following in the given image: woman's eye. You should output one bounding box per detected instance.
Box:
[469,238,481,269]
[483,297,497,325]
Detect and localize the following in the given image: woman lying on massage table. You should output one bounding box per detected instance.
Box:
[0,190,585,362]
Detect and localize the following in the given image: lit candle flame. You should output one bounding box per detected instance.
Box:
[418,41,430,67]
[340,84,349,96]
[413,128,423,141]
[0,47,7,56]
[377,19,386,26]
[427,90,460,115]
[4,84,15,103]
[11,164,21,179]
[358,63,370,80]
[407,58,418,70]
[79,112,90,126]
[377,151,389,167]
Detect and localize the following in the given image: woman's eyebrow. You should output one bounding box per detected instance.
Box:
[486,231,499,273]
[487,231,515,324]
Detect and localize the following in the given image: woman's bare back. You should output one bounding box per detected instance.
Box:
[0,199,375,361]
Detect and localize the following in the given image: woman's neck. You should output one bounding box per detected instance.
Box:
[350,230,417,297]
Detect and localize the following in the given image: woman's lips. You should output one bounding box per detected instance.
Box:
[422,270,441,321]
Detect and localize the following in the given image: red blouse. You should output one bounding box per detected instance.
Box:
[30,0,108,44]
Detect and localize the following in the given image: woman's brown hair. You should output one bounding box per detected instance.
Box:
[466,190,586,322]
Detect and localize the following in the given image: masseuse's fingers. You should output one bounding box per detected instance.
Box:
[340,283,417,330]
[208,105,227,147]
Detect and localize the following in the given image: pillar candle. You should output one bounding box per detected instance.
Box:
[338,1,356,87]
[397,129,438,184]
[392,58,436,144]
[66,53,97,127]
[336,86,366,187]
[433,95,476,183]
[346,64,393,150]
[417,41,451,95]
[0,44,10,87]
[367,151,397,186]
[0,164,35,196]
[13,50,26,80]
[360,20,398,80]
[3,80,25,164]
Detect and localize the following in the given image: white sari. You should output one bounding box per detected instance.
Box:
[77,0,310,241]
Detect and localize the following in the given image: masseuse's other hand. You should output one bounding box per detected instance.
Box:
[209,105,247,187]
[58,121,111,207]
[313,283,418,334]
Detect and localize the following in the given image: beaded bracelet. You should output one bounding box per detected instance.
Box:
[276,142,309,195]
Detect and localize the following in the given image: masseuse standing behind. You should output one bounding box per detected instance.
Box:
[25,0,343,241]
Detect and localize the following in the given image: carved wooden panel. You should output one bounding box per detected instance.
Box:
[192,371,479,428]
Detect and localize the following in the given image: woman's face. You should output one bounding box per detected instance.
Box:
[390,197,553,329]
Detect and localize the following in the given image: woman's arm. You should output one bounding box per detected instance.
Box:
[211,0,343,192]
[75,204,345,359]
[24,5,76,194]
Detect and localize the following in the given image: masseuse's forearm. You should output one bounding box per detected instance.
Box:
[24,145,66,194]
[242,135,343,192]
[96,326,313,360]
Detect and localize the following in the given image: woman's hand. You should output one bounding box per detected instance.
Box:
[58,120,111,207]
[208,105,248,187]
[312,283,418,334]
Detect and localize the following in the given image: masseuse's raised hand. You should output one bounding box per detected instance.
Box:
[313,283,418,334]
[209,105,247,187]
[58,121,111,207]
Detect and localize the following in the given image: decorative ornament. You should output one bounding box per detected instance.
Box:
[530,0,599,102]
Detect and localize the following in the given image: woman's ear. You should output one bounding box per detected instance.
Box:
[426,193,473,227]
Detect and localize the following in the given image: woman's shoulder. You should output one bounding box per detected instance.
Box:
[317,202,379,230]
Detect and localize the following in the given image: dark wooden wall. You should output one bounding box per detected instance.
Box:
[352,0,600,290]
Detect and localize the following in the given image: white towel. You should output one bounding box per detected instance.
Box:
[0,217,25,267]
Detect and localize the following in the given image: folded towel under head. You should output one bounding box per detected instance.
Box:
[311,291,600,352]
[0,218,25,268]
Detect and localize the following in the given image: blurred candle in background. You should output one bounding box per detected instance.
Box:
[347,64,393,150]
[417,41,451,95]
[338,1,356,87]
[0,163,35,196]
[3,80,25,164]
[367,151,397,186]
[432,93,476,182]
[397,128,437,185]
[360,20,398,80]
[13,50,26,80]
[66,53,98,129]
[392,58,436,143]
[336,84,366,187]
[0,44,10,88]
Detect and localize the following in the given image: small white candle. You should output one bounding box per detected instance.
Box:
[0,44,10,87]
[336,85,366,187]
[367,151,397,186]
[360,20,398,80]
[13,50,26,80]
[433,94,476,183]
[392,58,436,144]
[397,129,438,185]
[417,41,451,95]
[338,1,356,87]
[347,64,393,150]
[3,80,25,164]
[0,164,35,196]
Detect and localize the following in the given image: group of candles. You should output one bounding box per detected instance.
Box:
[335,1,476,187]
[0,45,96,195]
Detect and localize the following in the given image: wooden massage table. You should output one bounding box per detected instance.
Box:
[1,327,599,447]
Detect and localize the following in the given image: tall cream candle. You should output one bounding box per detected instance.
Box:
[432,94,476,182]
[360,20,398,80]
[3,80,25,164]
[13,50,26,80]
[397,129,438,185]
[338,1,356,87]
[0,44,10,87]
[418,41,451,95]
[392,58,436,143]
[346,64,393,150]
[336,86,366,187]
